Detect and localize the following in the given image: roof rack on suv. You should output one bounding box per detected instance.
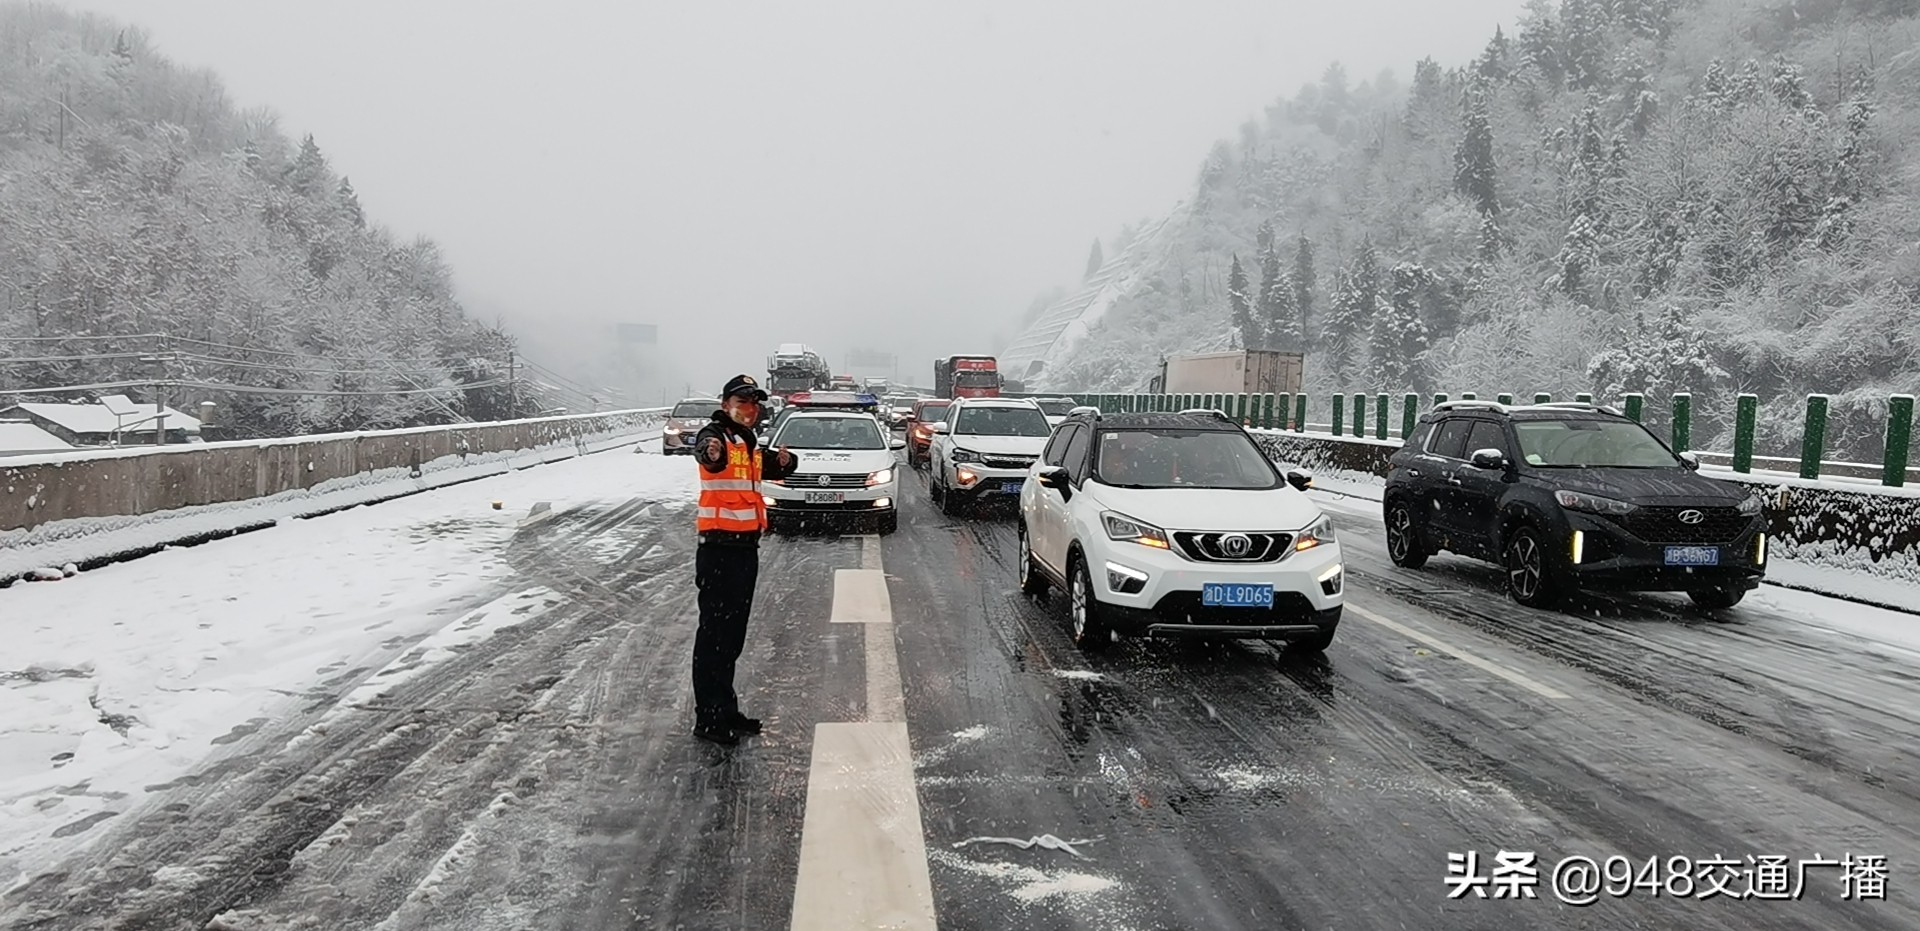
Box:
[1431,399,1509,414]
[1522,400,1623,415]
[1067,405,1101,418]
[1177,408,1233,422]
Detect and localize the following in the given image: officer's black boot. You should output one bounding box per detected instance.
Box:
[728,712,762,735]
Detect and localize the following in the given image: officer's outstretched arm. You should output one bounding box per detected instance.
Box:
[693,426,729,474]
[759,445,799,480]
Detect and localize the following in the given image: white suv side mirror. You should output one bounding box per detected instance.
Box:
[929,422,950,434]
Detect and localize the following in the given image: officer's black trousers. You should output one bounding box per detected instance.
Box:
[692,541,759,726]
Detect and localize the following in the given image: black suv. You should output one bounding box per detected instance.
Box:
[1382,401,1768,609]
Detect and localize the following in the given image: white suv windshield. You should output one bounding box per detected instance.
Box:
[775,417,884,450]
[953,405,1049,437]
[1094,428,1280,489]
[1513,418,1678,468]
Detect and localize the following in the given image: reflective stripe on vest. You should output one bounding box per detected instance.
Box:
[696,433,766,533]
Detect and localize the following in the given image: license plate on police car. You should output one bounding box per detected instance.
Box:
[804,491,844,504]
[1202,582,1273,608]
[1664,546,1719,566]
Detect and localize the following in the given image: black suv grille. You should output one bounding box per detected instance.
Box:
[981,453,1037,470]
[1172,531,1293,562]
[1617,506,1752,545]
[780,473,867,489]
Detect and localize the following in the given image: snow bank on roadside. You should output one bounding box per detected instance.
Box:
[0,424,660,582]
[0,444,697,889]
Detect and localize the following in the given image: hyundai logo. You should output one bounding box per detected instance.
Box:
[1220,533,1252,556]
[1678,509,1704,524]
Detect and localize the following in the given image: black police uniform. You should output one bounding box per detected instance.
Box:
[689,376,796,744]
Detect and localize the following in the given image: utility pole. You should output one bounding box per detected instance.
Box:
[507,350,518,418]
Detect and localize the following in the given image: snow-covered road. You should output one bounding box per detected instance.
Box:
[0,444,695,889]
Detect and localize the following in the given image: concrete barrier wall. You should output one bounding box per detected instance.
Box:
[1248,428,1920,586]
[1,409,666,535]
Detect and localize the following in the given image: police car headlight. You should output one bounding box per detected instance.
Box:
[866,468,894,486]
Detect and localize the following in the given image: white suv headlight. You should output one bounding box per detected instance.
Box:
[1294,515,1335,552]
[1102,511,1170,550]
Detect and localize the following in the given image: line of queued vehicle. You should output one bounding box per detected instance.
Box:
[662,386,1769,655]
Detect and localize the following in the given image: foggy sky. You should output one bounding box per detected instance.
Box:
[79,0,1526,399]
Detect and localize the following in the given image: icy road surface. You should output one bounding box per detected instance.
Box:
[3,442,1918,929]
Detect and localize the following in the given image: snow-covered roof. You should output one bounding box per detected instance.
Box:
[7,396,201,435]
[0,421,75,455]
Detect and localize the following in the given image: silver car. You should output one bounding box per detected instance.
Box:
[661,397,720,454]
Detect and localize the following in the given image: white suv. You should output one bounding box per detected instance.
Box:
[1015,410,1344,652]
[927,398,1052,515]
[761,409,905,534]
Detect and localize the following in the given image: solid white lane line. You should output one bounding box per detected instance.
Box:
[788,723,937,930]
[792,534,934,930]
[1344,602,1570,700]
[829,569,892,623]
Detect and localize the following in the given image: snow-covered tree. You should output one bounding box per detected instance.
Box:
[1455,74,1499,217]
[1372,262,1434,392]
[1227,254,1256,350]
[1587,304,1728,400]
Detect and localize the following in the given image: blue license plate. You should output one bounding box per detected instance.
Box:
[1202,582,1274,608]
[1002,481,1024,494]
[1664,546,1720,566]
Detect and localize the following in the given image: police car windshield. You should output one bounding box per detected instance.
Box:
[671,401,714,418]
[953,405,1049,437]
[775,416,885,450]
[1513,418,1679,468]
[1094,429,1281,490]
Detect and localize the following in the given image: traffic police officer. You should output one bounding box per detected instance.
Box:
[690,374,797,745]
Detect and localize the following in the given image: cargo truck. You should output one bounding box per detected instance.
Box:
[767,343,833,397]
[933,354,1002,399]
[1148,350,1304,396]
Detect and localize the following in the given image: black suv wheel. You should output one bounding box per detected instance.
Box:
[1503,525,1563,608]
[1384,499,1430,569]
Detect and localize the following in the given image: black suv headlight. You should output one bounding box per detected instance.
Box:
[1554,489,1638,516]
[950,448,982,463]
[1102,511,1170,550]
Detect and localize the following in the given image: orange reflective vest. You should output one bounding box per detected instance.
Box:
[696,433,766,533]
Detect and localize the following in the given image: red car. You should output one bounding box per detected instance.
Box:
[905,399,952,467]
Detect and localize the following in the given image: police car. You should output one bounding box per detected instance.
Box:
[761,405,906,535]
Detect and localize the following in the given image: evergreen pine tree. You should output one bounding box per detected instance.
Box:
[1084,238,1104,279]
[1227,255,1257,350]
[339,177,365,229]
[286,134,329,197]
[1515,0,1563,87]
[1292,234,1316,351]
[1562,0,1614,90]
[1455,75,1499,216]
[1373,262,1433,392]
[1474,27,1510,82]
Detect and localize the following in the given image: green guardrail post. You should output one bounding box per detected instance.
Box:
[1293,393,1307,433]
[1497,392,1513,405]
[1732,394,1757,473]
[1402,393,1418,438]
[1671,392,1691,452]
[1887,395,1913,487]
[1264,393,1279,428]
[1433,392,1448,409]
[1331,395,1345,436]
[1234,393,1248,423]
[1276,393,1291,428]
[1576,392,1593,404]
[1460,391,1476,401]
[1801,394,1828,480]
[1622,393,1643,422]
[1351,393,1366,437]
[1535,392,1551,404]
[1375,393,1389,439]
